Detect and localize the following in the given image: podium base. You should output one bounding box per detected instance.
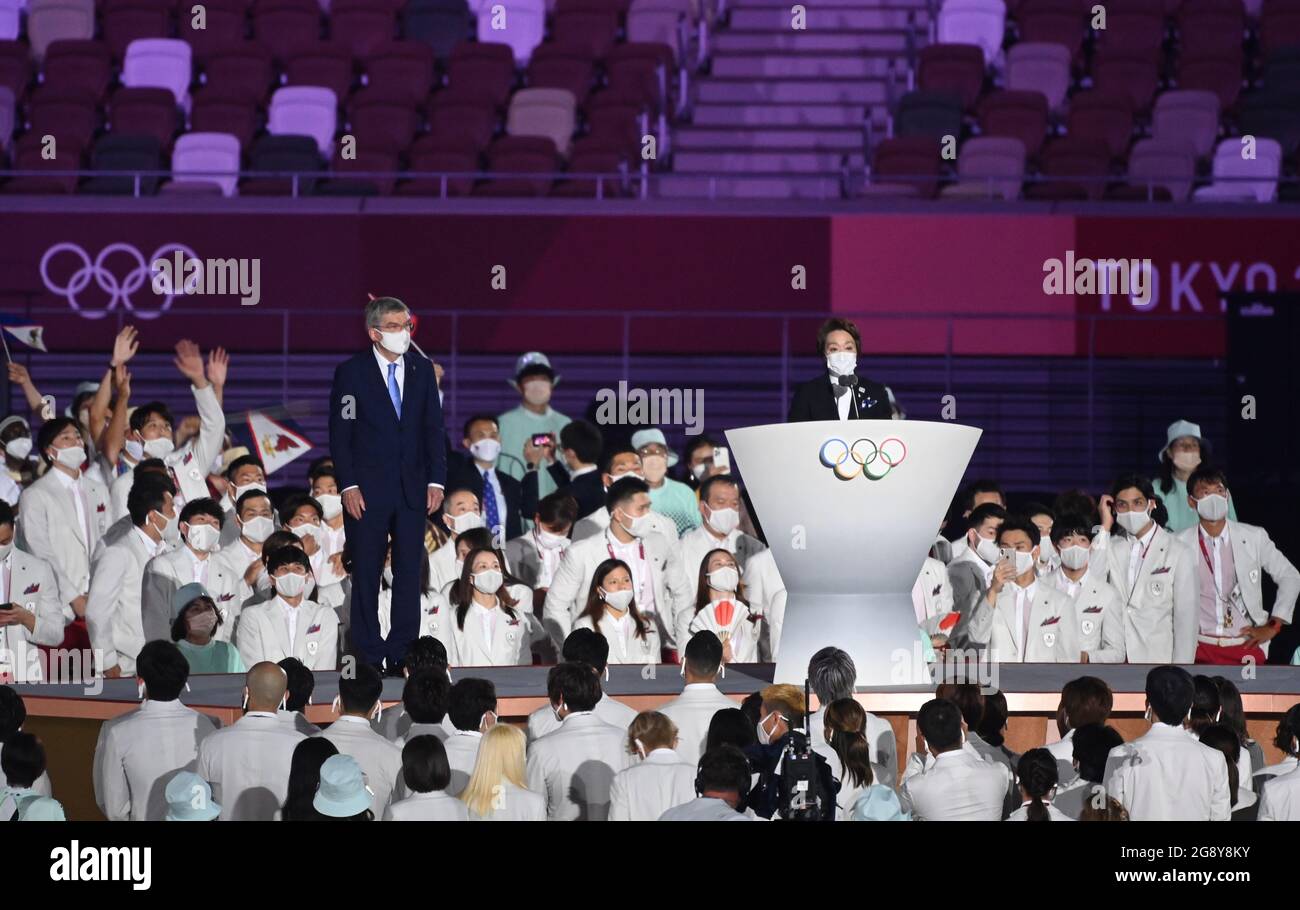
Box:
[773,592,933,688]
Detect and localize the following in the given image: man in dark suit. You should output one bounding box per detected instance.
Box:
[449,414,524,542]
[787,317,893,422]
[329,297,446,675]
[521,419,605,521]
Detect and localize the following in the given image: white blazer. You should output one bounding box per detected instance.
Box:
[235,596,339,671]
[659,682,738,767]
[1175,520,1300,632]
[740,548,786,661]
[676,525,767,605]
[572,507,681,557]
[574,609,661,665]
[912,556,956,637]
[443,730,484,796]
[1105,723,1231,821]
[378,588,449,643]
[440,596,532,667]
[1102,526,1197,663]
[0,547,66,682]
[1259,767,1300,821]
[677,598,760,663]
[1044,568,1126,662]
[16,467,111,612]
[809,704,899,789]
[427,542,460,594]
[195,711,306,820]
[85,529,159,675]
[526,711,630,821]
[527,691,637,744]
[900,748,1013,821]
[543,528,690,648]
[967,581,1080,662]
[469,780,547,821]
[609,749,696,821]
[210,538,274,614]
[384,790,469,821]
[141,544,243,644]
[111,384,226,516]
[92,699,218,821]
[322,715,404,816]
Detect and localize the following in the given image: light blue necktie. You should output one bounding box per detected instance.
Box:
[387,362,402,418]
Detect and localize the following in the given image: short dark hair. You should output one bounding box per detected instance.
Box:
[1023,502,1055,523]
[127,480,171,527]
[338,662,383,715]
[559,420,602,465]
[547,662,601,713]
[403,669,450,724]
[278,492,323,525]
[266,545,311,577]
[0,501,13,529]
[307,456,334,481]
[963,479,1005,511]
[966,502,1007,531]
[0,731,44,788]
[684,631,724,678]
[134,457,170,479]
[462,414,498,439]
[0,685,28,742]
[1189,674,1222,734]
[401,735,452,793]
[135,641,190,702]
[705,708,757,753]
[1274,704,1300,756]
[403,637,448,675]
[537,491,578,528]
[600,445,638,476]
[447,678,497,732]
[1071,723,1124,783]
[129,401,174,434]
[1198,723,1241,806]
[695,745,751,797]
[180,497,225,525]
[935,682,984,729]
[278,658,315,713]
[1050,513,1095,547]
[1111,473,1156,502]
[605,476,649,513]
[918,698,963,750]
[170,595,220,642]
[225,455,263,481]
[698,473,738,504]
[1146,665,1195,725]
[562,628,610,674]
[36,417,79,465]
[997,515,1041,547]
[236,488,272,516]
[1059,676,1113,730]
[815,317,861,355]
[1187,464,1229,497]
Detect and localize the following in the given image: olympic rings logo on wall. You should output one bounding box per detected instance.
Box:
[818,436,908,481]
[40,242,200,320]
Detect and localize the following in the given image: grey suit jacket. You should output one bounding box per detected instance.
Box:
[946,558,988,650]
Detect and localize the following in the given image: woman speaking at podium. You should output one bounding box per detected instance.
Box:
[787,318,894,422]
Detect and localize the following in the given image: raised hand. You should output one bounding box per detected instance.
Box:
[207,346,229,387]
[173,339,206,386]
[111,326,139,368]
[6,362,31,387]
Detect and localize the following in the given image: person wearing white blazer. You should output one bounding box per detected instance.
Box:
[1258,765,1300,821]
[1043,515,1126,662]
[378,546,450,645]
[443,677,498,796]
[0,687,52,798]
[235,546,339,671]
[677,548,760,663]
[86,481,177,677]
[1174,467,1299,664]
[210,489,277,616]
[0,505,66,683]
[658,631,737,767]
[384,734,469,821]
[428,489,485,594]
[440,547,533,667]
[807,646,898,788]
[609,711,696,821]
[572,558,661,665]
[741,547,786,661]
[17,417,112,623]
[322,664,404,817]
[142,498,242,644]
[900,699,1013,821]
[544,477,690,651]
[92,641,218,821]
[676,474,767,606]
[527,662,630,821]
[461,723,547,821]
[525,628,636,744]
[569,450,681,556]
[912,555,956,646]
[967,517,1079,663]
[1101,474,1198,664]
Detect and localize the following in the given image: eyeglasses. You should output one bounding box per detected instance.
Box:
[378,321,415,332]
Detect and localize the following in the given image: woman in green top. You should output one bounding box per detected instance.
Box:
[170,582,246,675]
[1153,419,1237,534]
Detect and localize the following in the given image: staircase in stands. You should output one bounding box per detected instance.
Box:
[658,0,935,199]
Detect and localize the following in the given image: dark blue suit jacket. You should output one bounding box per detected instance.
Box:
[328,349,447,509]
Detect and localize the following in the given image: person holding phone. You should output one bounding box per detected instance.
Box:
[0,502,65,683]
[496,352,571,503]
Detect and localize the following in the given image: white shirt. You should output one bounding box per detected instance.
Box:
[470,598,497,649]
[609,749,696,821]
[1126,522,1157,592]
[134,527,163,559]
[1013,579,1037,656]
[384,790,469,821]
[830,377,850,420]
[1259,766,1300,821]
[606,530,656,617]
[93,699,218,821]
[1105,723,1231,821]
[374,344,405,401]
[280,596,301,645]
[1007,799,1075,821]
[54,467,91,558]
[659,683,739,767]
[186,546,209,586]
[477,463,508,535]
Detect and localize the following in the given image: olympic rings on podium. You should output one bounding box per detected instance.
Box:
[818,436,908,481]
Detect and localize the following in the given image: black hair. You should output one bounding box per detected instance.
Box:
[605,475,649,513]
[976,690,1009,747]
[684,630,724,678]
[235,487,273,516]
[815,316,862,355]
[266,544,311,577]
[1188,675,1222,735]
[403,669,451,724]
[454,527,494,554]
[1071,723,1124,784]
[996,514,1041,549]
[696,745,752,798]
[1052,490,1100,528]
[170,595,221,642]
[966,502,1007,532]
[963,479,1004,512]
[1016,748,1059,821]
[404,637,448,675]
[546,662,600,713]
[1050,512,1095,547]
[36,417,79,465]
[338,662,383,715]
[401,735,452,794]
[739,691,763,727]
[128,401,174,434]
[706,707,757,753]
[600,444,639,476]
[558,420,603,465]
[461,413,498,439]
[1187,464,1229,498]
[0,686,27,742]
[309,467,337,487]
[447,678,497,732]
[135,640,190,702]
[0,501,12,529]
[1198,724,1241,808]
[1211,677,1250,749]
[1274,704,1300,757]
[918,698,963,751]
[278,658,315,713]
[562,628,611,674]
[282,737,338,821]
[698,473,739,504]
[536,491,578,528]
[180,497,225,526]
[262,531,301,566]
[1110,473,1156,503]
[127,479,172,527]
[306,456,334,481]
[1022,502,1055,524]
[225,454,264,481]
[0,731,45,789]
[278,492,323,525]
[936,682,985,729]
[1145,665,1194,726]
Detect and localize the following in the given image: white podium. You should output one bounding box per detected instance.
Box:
[725,420,981,687]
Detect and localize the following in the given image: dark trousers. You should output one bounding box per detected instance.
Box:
[344,484,427,667]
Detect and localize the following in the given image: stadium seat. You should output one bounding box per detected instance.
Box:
[527,45,596,104]
[122,39,194,107]
[1152,89,1220,158]
[978,90,1050,158]
[402,0,472,61]
[191,89,260,147]
[1095,1,1166,56]
[240,132,323,194]
[893,90,963,139]
[80,133,164,194]
[165,130,241,195]
[178,0,249,64]
[940,135,1026,199]
[1177,0,1246,62]
[1065,90,1133,161]
[252,0,323,62]
[28,84,100,148]
[201,44,275,105]
[1016,0,1087,61]
[859,136,943,198]
[2,131,84,192]
[584,89,644,156]
[1176,52,1244,109]
[476,134,559,195]
[0,86,13,152]
[322,145,399,194]
[625,1,682,65]
[346,88,420,151]
[476,0,545,65]
[268,85,338,155]
[1260,0,1300,57]
[26,0,96,61]
[427,89,499,148]
[362,41,435,106]
[446,41,516,108]
[102,2,172,61]
[1263,47,1300,95]
[330,0,397,57]
[550,135,629,196]
[936,0,1006,65]
[1121,138,1196,200]
[917,44,986,113]
[110,86,181,149]
[1237,91,1300,158]
[1028,136,1112,199]
[399,132,479,195]
[551,10,620,60]
[43,40,113,101]
[606,43,671,115]
[0,40,28,100]
[284,42,355,100]
[1193,136,1282,200]
[506,87,577,157]
[1006,42,1071,111]
[1093,48,1160,112]
[0,0,20,42]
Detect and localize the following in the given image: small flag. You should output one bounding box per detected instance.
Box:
[0,314,47,352]
[236,409,313,475]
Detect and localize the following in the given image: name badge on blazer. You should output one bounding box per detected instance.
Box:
[307,640,319,656]
[1081,619,1095,636]
[1042,630,1057,648]
[1249,569,1260,584]
[1148,580,1164,597]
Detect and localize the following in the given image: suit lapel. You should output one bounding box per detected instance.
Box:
[1135,529,1167,595]
[995,589,1020,657]
[275,602,294,657]
[366,350,401,426]
[398,358,418,429]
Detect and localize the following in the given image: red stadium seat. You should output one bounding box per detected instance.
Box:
[551,11,620,60]
[866,135,944,198]
[1095,5,1166,56]
[584,89,643,157]
[1177,52,1244,109]
[102,3,173,62]
[1028,136,1113,199]
[476,134,559,195]
[426,89,499,149]
[1093,48,1161,113]
[446,41,516,109]
[251,1,322,63]
[978,90,1050,158]
[550,135,629,196]
[42,40,113,101]
[328,146,399,194]
[917,43,986,113]
[399,132,479,195]
[0,41,29,102]
[178,0,249,64]
[28,84,100,148]
[190,87,260,147]
[1065,90,1134,161]
[2,131,84,193]
[1016,0,1088,61]
[362,41,435,107]
[109,86,181,150]
[346,88,419,152]
[284,43,355,101]
[330,0,398,58]
[201,43,275,105]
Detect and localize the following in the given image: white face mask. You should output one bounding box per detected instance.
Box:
[691,462,708,481]
[600,587,634,612]
[1014,550,1036,575]
[142,436,174,458]
[536,528,568,550]
[4,437,32,460]
[1038,535,1056,561]
[707,566,739,593]
[1171,450,1201,473]
[616,509,652,538]
[241,515,274,543]
[705,506,740,535]
[522,380,551,407]
[53,445,86,470]
[153,509,179,543]
[641,454,668,484]
[1116,508,1152,536]
[232,482,267,503]
[275,572,307,598]
[123,439,144,461]
[316,494,343,521]
[826,351,857,376]
[1196,493,1229,522]
[612,471,645,484]
[1059,544,1089,571]
[186,523,220,553]
[446,512,485,535]
[292,523,324,547]
[469,438,502,463]
[973,535,1001,566]
[756,710,780,745]
[471,569,503,594]
[382,566,394,586]
[378,329,410,355]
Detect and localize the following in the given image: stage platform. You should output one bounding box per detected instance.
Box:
[15,663,1300,820]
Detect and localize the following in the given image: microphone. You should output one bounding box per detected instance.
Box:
[837,375,858,389]
[837,374,860,418]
